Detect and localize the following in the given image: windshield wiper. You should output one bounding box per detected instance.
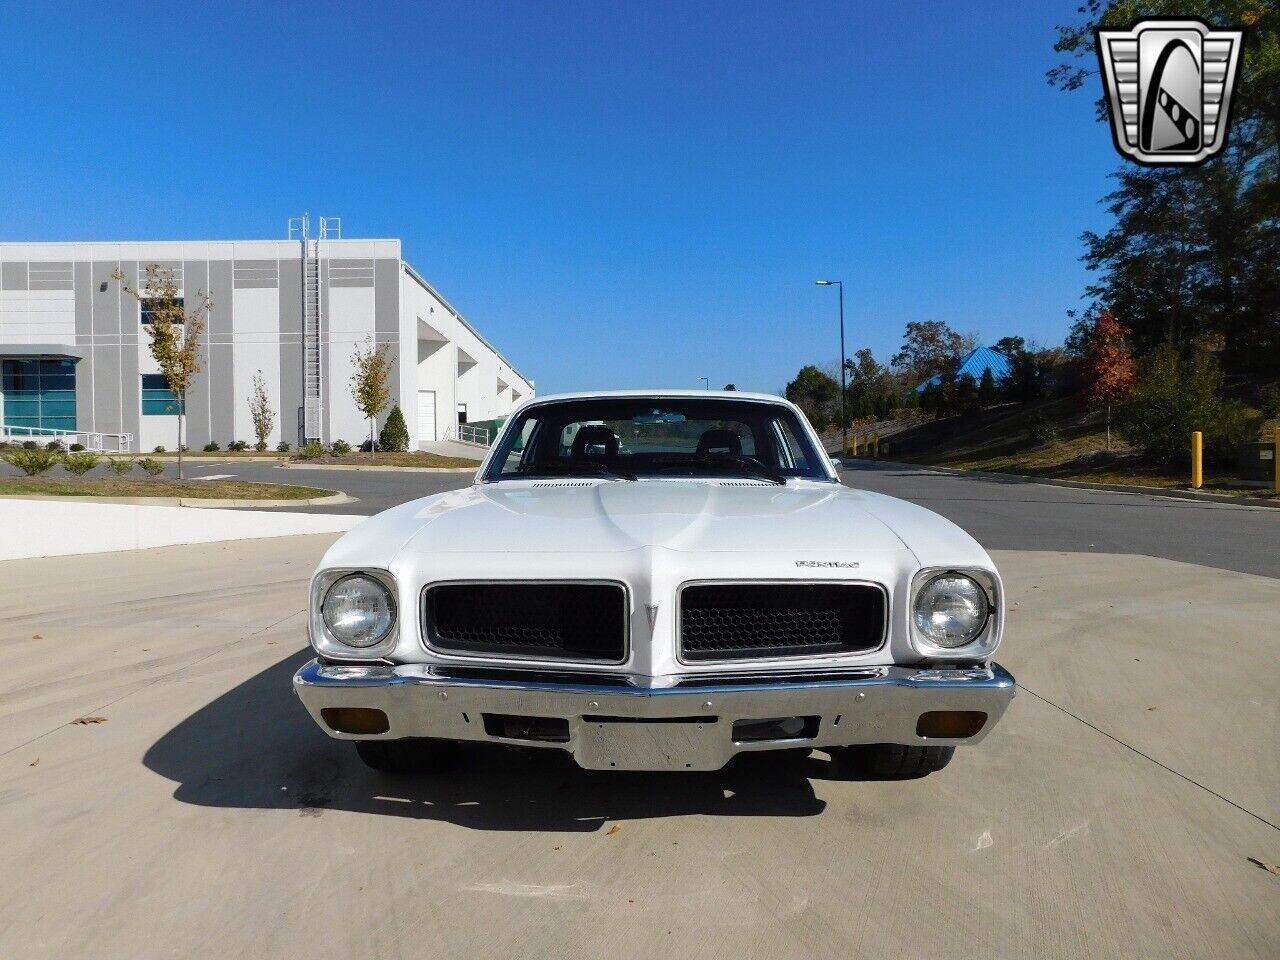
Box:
[515,460,637,481]
[649,454,786,485]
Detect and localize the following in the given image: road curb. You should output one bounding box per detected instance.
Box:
[850,459,1279,509]
[278,462,478,473]
[0,490,355,508]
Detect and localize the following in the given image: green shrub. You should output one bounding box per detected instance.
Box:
[2,447,61,476]
[330,439,352,456]
[1117,343,1261,466]
[299,442,326,460]
[107,457,134,475]
[203,442,220,452]
[275,440,291,453]
[62,452,101,475]
[46,439,65,452]
[21,440,39,450]
[379,405,410,453]
[1027,413,1060,446]
[255,440,268,452]
[137,457,166,476]
[69,442,86,452]
[154,446,166,454]
[1260,382,1280,419]
[228,440,249,452]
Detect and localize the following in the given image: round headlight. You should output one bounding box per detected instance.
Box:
[321,574,395,647]
[913,573,989,648]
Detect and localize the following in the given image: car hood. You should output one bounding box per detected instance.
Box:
[379,479,919,557]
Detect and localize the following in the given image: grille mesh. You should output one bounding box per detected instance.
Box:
[680,583,884,661]
[424,582,627,662]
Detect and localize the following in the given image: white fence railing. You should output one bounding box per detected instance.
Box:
[446,424,491,447]
[1,425,133,453]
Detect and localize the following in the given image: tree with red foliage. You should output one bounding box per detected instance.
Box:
[1082,311,1135,453]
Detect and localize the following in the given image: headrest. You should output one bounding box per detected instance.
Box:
[696,429,742,455]
[571,425,619,458]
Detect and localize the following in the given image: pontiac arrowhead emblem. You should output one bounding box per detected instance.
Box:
[646,603,659,631]
[1095,18,1245,166]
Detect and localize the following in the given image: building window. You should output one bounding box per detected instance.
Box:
[1,357,77,432]
[141,298,184,325]
[457,403,468,425]
[141,374,183,415]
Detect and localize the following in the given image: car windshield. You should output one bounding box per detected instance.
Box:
[484,396,832,483]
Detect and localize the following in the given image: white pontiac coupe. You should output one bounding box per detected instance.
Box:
[295,391,1014,778]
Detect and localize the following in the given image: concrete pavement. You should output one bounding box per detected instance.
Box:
[1,535,1276,959]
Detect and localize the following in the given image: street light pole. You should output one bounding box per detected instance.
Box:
[700,377,710,390]
[816,280,847,456]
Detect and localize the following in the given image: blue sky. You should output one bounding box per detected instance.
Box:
[0,1,1115,394]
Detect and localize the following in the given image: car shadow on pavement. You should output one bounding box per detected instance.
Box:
[142,649,863,830]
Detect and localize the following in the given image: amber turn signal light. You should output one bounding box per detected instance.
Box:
[321,707,390,735]
[916,710,987,739]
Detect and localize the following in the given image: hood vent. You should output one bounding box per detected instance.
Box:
[717,480,774,487]
[531,480,597,488]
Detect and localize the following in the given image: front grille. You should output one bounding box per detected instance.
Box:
[423,582,628,662]
[679,582,885,661]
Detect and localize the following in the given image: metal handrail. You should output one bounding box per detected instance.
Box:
[1,425,133,453]
[447,424,490,447]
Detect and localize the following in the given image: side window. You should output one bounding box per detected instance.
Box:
[141,374,183,415]
[503,418,536,470]
[141,298,184,325]
[773,418,811,471]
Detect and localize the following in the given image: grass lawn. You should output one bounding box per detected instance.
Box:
[0,477,337,500]
[295,451,480,468]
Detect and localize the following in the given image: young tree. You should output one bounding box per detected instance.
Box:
[891,320,965,385]
[977,367,998,407]
[114,264,210,480]
[722,383,738,391]
[1118,343,1259,466]
[379,404,410,452]
[1081,311,1135,452]
[350,337,392,460]
[992,336,1026,358]
[785,365,839,432]
[248,370,275,452]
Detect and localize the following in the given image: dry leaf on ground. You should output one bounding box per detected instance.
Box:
[606,824,621,836]
[1248,857,1280,876]
[70,716,108,725]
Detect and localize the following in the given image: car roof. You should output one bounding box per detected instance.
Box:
[519,389,787,405]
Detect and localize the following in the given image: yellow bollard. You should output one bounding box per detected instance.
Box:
[1191,431,1203,489]
[1274,427,1279,496]
[853,436,861,456]
[873,434,880,458]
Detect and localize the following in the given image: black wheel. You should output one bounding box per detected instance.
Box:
[354,738,459,775]
[830,743,955,780]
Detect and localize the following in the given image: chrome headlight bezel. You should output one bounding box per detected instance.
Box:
[908,567,1001,659]
[309,568,399,659]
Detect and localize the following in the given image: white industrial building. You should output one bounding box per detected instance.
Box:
[0,225,533,452]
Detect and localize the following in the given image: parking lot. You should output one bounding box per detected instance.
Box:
[1,465,1277,959]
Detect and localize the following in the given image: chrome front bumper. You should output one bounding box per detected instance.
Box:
[294,660,1015,771]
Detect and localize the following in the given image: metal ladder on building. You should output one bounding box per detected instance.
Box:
[301,237,323,444]
[288,214,342,446]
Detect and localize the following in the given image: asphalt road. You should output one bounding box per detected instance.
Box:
[2,536,1276,959]
[162,457,1280,578]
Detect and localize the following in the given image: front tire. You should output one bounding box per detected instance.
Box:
[354,738,459,775]
[830,743,955,779]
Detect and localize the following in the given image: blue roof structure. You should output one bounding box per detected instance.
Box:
[915,346,1012,393]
